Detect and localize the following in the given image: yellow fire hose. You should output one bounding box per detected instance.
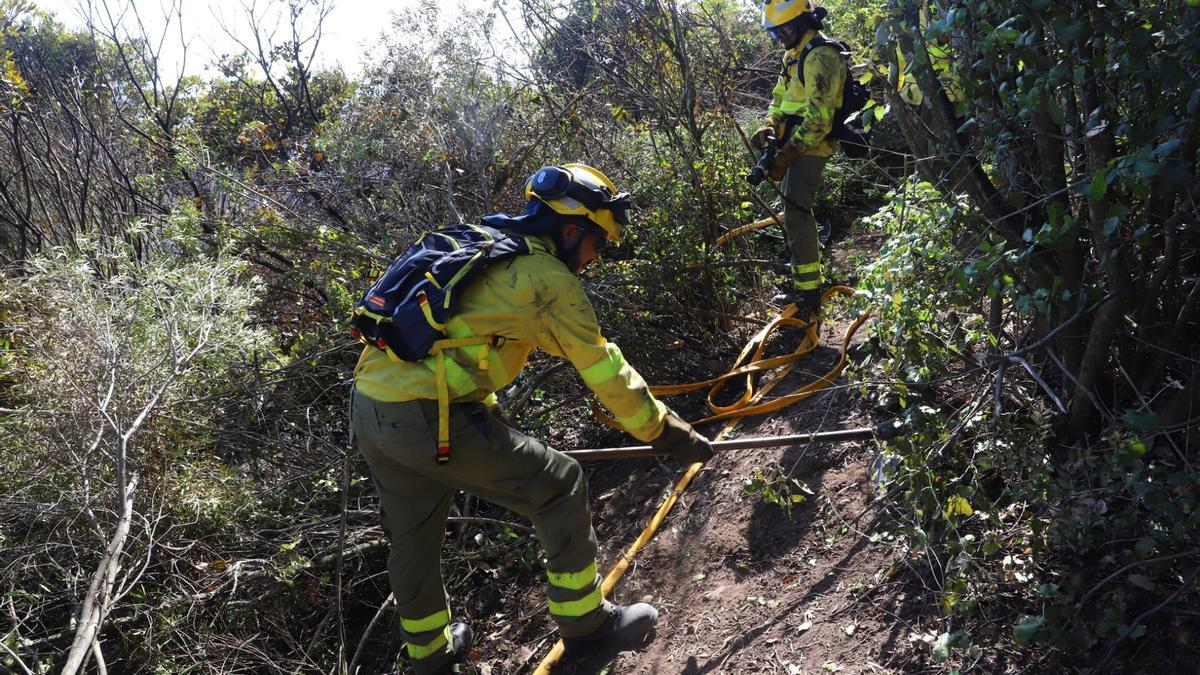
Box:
[590,286,868,429]
[533,286,872,673]
[715,211,785,248]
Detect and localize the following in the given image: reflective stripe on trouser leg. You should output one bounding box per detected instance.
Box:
[546,561,609,637]
[401,610,452,661]
[790,261,821,292]
[781,155,828,288]
[349,393,457,673]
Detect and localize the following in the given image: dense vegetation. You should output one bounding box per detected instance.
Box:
[858,0,1200,669]
[0,0,1196,673]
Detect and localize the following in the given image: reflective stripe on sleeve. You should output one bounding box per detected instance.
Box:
[578,343,624,386]
[616,398,659,431]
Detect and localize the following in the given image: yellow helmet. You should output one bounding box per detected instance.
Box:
[524,163,630,244]
[762,0,814,30]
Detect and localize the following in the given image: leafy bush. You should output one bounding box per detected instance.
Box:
[855,169,1199,669]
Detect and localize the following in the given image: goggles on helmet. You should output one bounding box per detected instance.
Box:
[767,17,805,43]
[527,165,632,227]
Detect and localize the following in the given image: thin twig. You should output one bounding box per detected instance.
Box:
[91,639,107,675]
[1008,355,1067,413]
[301,605,337,672]
[506,361,569,419]
[335,441,350,675]
[1076,549,1200,612]
[989,293,1117,361]
[348,594,395,675]
[1091,565,1200,674]
[993,363,1006,420]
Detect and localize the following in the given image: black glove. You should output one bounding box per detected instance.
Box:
[649,412,713,464]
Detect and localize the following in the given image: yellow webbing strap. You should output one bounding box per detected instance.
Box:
[443,248,490,310]
[428,335,498,463]
[715,212,785,248]
[352,306,389,323]
[418,292,447,331]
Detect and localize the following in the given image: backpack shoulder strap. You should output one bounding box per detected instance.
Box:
[797,36,851,86]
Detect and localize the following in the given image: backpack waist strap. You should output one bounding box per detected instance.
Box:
[428,335,507,463]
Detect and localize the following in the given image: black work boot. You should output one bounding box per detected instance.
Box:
[770,289,821,318]
[771,290,799,307]
[562,603,659,657]
[425,623,473,675]
[794,289,821,320]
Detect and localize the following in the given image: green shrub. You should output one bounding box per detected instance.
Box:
[0,233,271,651]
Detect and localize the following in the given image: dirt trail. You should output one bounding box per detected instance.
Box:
[531,313,940,674]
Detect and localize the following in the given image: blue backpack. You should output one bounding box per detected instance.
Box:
[350,223,535,463]
[351,223,532,362]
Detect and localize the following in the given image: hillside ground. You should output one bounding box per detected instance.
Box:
[421,225,978,675]
[541,317,934,675]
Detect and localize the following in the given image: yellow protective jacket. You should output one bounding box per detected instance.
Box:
[767,30,847,158]
[354,233,668,443]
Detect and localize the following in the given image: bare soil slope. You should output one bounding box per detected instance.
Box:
[518,314,942,674]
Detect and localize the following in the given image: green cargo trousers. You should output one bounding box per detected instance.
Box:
[350,390,610,673]
[781,155,829,296]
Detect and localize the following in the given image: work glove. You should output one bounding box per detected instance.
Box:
[767,141,806,181]
[749,125,776,152]
[649,412,714,464]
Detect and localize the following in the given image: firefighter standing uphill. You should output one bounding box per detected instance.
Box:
[750,0,848,319]
[350,164,713,674]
